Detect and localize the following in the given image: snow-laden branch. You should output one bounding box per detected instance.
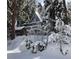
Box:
[35,10,43,22]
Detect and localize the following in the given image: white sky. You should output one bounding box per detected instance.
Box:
[36,0,44,6]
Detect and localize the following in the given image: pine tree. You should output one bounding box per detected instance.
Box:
[7,0,36,40]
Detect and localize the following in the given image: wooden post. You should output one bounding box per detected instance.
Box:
[11,0,16,40]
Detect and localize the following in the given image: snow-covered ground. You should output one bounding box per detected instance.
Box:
[7,35,71,59]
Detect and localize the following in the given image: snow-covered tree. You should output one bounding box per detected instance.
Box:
[7,0,36,39]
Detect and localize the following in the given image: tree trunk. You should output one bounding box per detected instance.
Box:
[63,0,68,24]
[11,0,16,40]
[63,0,67,11]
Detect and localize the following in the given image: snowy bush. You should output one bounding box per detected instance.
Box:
[48,23,71,55]
[62,25,71,37]
[48,32,57,43]
[25,40,33,49]
[31,43,38,53]
[38,41,46,52]
[31,41,47,53]
[55,19,64,32]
